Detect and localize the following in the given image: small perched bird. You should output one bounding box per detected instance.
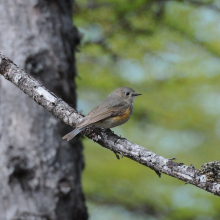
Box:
[63,87,141,141]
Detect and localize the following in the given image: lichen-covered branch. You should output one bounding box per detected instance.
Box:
[1,52,220,196]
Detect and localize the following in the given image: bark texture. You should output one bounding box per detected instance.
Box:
[0,1,87,219]
[1,53,220,197]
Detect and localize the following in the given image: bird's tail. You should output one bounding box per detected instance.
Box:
[62,127,84,141]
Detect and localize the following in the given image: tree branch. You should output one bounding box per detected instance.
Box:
[1,52,220,196]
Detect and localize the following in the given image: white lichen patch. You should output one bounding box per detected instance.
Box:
[199,175,207,183]
[36,87,56,103]
[14,74,22,84]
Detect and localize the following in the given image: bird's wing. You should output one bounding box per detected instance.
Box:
[77,97,130,129]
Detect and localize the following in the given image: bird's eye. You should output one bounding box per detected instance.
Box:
[126,92,130,96]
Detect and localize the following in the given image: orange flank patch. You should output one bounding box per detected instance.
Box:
[112,107,130,124]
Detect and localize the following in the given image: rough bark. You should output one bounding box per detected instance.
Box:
[1,53,220,197]
[0,1,87,220]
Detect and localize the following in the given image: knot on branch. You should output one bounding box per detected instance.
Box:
[198,161,220,183]
[0,57,11,76]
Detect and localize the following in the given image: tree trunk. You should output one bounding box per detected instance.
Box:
[0,0,87,219]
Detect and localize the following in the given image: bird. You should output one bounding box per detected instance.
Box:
[63,87,141,141]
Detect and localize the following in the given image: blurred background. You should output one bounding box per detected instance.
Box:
[73,0,220,219]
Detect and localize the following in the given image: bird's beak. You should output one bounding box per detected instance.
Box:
[133,92,142,96]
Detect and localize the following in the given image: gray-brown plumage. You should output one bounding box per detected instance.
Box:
[63,87,141,141]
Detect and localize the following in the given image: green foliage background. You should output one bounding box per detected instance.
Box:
[73,0,220,219]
